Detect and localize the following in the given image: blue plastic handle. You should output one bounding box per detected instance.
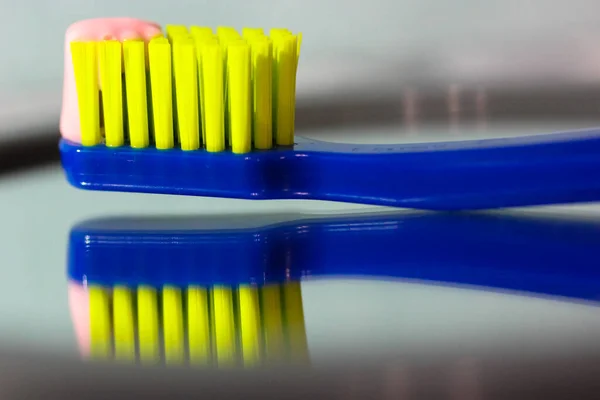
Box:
[68,211,600,302]
[60,128,600,210]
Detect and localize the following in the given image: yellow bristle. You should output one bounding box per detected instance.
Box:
[172,35,200,151]
[238,285,262,366]
[211,286,237,366]
[162,286,185,364]
[70,41,101,146]
[270,29,291,42]
[271,33,297,146]
[191,26,214,41]
[217,26,240,60]
[296,33,303,61]
[249,36,273,149]
[98,40,124,147]
[217,26,240,44]
[282,282,309,363]
[89,285,111,359]
[112,286,135,362]
[217,27,240,147]
[166,25,189,40]
[137,286,160,364]
[227,40,251,154]
[293,34,301,132]
[242,28,265,40]
[191,30,213,146]
[123,40,149,148]
[261,284,285,362]
[148,37,174,150]
[199,39,225,152]
[191,26,216,146]
[217,27,239,69]
[187,286,211,365]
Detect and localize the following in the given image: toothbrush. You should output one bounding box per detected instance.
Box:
[68,210,600,366]
[68,215,309,367]
[59,18,600,210]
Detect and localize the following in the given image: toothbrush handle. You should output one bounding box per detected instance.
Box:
[285,134,600,210]
[60,131,600,210]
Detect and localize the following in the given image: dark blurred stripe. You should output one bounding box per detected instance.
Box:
[0,129,60,175]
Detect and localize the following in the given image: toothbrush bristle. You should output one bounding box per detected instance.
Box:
[123,40,150,149]
[69,25,301,154]
[87,282,309,367]
[98,40,124,147]
[71,41,101,146]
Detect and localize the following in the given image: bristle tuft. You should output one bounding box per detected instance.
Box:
[272,32,298,146]
[261,284,286,363]
[249,36,273,149]
[187,286,211,365]
[98,40,124,147]
[212,286,237,367]
[282,282,310,363]
[171,35,201,151]
[148,36,174,150]
[89,285,111,359]
[123,40,149,148]
[163,286,185,364]
[227,40,251,154]
[70,24,301,152]
[166,25,189,40]
[198,38,225,152]
[71,41,101,146]
[113,286,136,362]
[238,285,262,366]
[137,286,160,364]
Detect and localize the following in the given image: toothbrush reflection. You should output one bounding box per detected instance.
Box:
[68,210,600,367]
[67,280,308,367]
[67,213,312,367]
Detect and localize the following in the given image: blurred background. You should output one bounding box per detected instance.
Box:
[3,1,600,396]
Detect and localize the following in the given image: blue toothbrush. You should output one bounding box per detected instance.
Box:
[60,21,600,210]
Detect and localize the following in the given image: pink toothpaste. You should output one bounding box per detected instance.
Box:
[68,280,91,357]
